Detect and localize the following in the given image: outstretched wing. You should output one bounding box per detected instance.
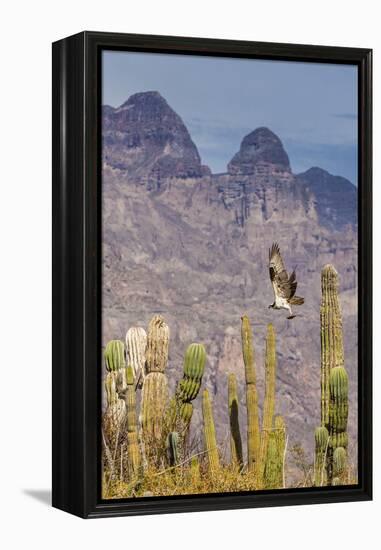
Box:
[269,243,297,300]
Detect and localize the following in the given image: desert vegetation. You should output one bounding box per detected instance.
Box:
[101,265,355,498]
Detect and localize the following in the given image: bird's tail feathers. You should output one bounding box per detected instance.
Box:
[290,296,304,305]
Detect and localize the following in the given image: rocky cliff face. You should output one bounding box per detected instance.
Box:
[102,92,358,472]
[296,167,357,231]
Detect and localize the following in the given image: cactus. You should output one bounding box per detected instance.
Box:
[241,315,260,472]
[123,365,140,475]
[168,343,206,436]
[327,366,349,483]
[333,447,347,477]
[140,316,170,461]
[319,265,349,485]
[166,432,180,466]
[257,324,277,486]
[314,425,329,486]
[263,416,285,490]
[141,372,169,442]
[320,265,344,426]
[177,343,206,406]
[274,415,286,487]
[126,327,147,387]
[103,372,126,450]
[146,315,169,373]
[228,373,243,467]
[104,340,126,372]
[202,389,220,473]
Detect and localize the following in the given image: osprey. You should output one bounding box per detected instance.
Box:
[268,242,304,319]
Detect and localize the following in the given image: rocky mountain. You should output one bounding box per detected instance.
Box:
[102,91,209,185]
[102,91,358,474]
[296,167,357,231]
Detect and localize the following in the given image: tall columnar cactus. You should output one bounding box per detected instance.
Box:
[123,365,140,475]
[202,389,220,473]
[314,425,329,487]
[141,371,169,442]
[241,315,260,472]
[146,315,169,373]
[141,316,170,453]
[257,324,277,485]
[126,327,147,388]
[319,265,349,485]
[228,373,243,467]
[320,265,344,427]
[263,415,286,490]
[327,365,349,482]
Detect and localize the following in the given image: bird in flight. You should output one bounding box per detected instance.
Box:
[268,242,304,319]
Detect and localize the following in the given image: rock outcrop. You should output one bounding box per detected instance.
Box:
[296,167,357,230]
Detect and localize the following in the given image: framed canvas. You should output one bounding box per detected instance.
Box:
[52,31,372,518]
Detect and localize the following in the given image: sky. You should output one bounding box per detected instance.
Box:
[102,51,358,184]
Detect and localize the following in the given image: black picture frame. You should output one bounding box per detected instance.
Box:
[52,31,372,519]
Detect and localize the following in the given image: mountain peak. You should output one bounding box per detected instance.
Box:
[103,91,205,181]
[119,91,168,110]
[228,127,290,176]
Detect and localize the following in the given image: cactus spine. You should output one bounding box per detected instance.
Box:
[241,315,260,472]
[319,265,349,485]
[202,389,220,473]
[126,327,147,388]
[257,324,277,486]
[228,373,243,467]
[124,365,140,475]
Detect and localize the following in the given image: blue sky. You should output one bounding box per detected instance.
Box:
[103,51,358,184]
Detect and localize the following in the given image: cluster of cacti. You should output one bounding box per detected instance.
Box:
[315,265,349,486]
[101,267,353,498]
[202,389,220,473]
[241,315,261,472]
[141,316,169,450]
[228,373,243,467]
